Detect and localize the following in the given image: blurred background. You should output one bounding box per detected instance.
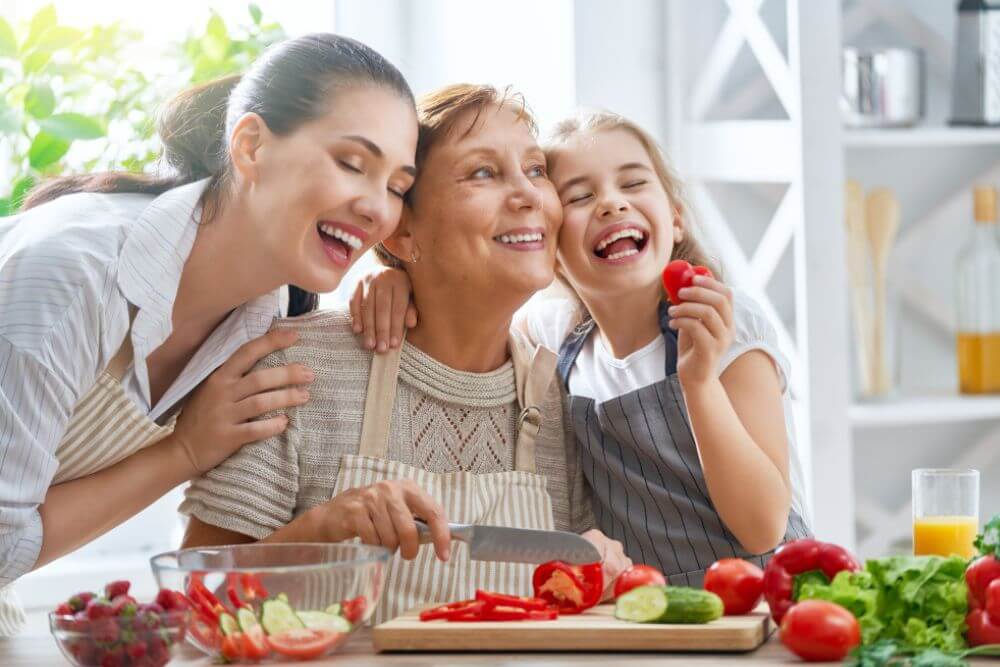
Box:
[5,0,1000,610]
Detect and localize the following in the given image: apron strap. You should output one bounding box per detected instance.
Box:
[555,319,596,388]
[509,335,557,474]
[358,342,404,459]
[657,300,680,376]
[105,304,139,382]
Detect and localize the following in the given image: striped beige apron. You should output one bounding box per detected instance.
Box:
[332,337,559,626]
[0,314,176,636]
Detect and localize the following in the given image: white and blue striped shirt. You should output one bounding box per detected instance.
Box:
[0,178,280,585]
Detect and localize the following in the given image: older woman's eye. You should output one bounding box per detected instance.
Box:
[470,166,495,179]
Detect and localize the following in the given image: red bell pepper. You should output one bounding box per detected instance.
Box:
[419,600,485,622]
[186,573,226,625]
[662,260,714,305]
[532,561,603,615]
[475,590,550,611]
[225,573,250,610]
[340,595,367,625]
[967,515,1000,646]
[762,538,860,624]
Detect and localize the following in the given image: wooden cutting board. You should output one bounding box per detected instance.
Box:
[373,604,772,652]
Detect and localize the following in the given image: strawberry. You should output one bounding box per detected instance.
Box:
[69,591,96,613]
[54,601,73,616]
[92,617,119,644]
[85,597,113,621]
[104,580,131,600]
[126,639,148,661]
[110,594,137,618]
[99,645,124,667]
[154,589,184,611]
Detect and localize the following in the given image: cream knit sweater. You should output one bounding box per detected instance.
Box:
[180,309,594,538]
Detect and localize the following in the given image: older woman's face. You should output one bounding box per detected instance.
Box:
[406,105,562,302]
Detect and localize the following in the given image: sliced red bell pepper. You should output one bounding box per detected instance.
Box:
[480,604,531,621]
[419,600,485,622]
[340,595,366,624]
[532,561,603,615]
[527,606,559,621]
[967,515,1000,646]
[762,538,860,624]
[225,573,250,610]
[475,590,550,611]
[241,573,269,601]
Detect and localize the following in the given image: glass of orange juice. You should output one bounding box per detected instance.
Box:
[912,468,979,558]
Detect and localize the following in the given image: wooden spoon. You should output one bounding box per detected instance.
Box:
[865,188,901,396]
[845,180,873,395]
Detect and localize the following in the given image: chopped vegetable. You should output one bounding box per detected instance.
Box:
[297,610,353,633]
[475,590,550,611]
[614,585,668,623]
[614,585,723,624]
[763,538,861,624]
[419,600,486,622]
[532,561,603,614]
[260,597,305,636]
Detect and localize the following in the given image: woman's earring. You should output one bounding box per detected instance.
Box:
[410,246,421,263]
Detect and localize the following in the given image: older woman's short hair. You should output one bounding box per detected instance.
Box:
[372,83,536,267]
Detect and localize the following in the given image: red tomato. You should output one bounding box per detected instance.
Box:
[267,628,344,660]
[704,558,765,615]
[780,600,861,662]
[340,596,367,625]
[662,260,714,305]
[613,565,668,599]
[988,577,1000,620]
[241,625,270,660]
[220,633,244,662]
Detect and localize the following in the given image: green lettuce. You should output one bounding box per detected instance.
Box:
[797,555,969,651]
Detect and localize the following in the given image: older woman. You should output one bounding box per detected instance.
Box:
[179,84,629,624]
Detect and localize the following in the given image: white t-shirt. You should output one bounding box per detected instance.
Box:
[515,289,810,524]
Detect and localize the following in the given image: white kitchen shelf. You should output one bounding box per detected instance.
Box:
[845,126,1000,148]
[850,393,1000,427]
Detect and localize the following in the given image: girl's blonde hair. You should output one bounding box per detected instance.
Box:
[545,110,719,279]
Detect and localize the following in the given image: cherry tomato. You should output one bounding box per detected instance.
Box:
[613,565,668,599]
[662,260,714,305]
[340,596,367,625]
[267,628,344,660]
[780,600,861,662]
[704,558,765,615]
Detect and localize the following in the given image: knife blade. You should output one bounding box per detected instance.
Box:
[415,520,601,565]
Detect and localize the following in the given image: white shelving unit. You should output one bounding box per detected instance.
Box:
[665,0,1000,554]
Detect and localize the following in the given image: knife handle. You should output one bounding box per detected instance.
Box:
[414,519,473,545]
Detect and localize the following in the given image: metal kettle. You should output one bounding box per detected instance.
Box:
[951,0,1000,125]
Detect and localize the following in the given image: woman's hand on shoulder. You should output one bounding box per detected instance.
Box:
[348,264,416,353]
[667,274,735,388]
[580,529,632,601]
[304,478,452,562]
[169,329,314,476]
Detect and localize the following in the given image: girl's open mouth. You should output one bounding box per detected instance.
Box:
[592,226,648,262]
[317,222,365,268]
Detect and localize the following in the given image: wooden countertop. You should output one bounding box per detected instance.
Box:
[5,610,994,666]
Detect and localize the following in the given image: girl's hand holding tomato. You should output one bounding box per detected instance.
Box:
[665,271,735,388]
[613,564,667,599]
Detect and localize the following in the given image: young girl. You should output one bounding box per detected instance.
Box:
[353,110,811,586]
[0,33,418,632]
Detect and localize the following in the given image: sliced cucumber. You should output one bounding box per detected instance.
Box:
[297,610,352,633]
[260,598,304,636]
[218,612,240,636]
[277,593,289,604]
[614,585,668,623]
[323,603,341,616]
[236,607,261,633]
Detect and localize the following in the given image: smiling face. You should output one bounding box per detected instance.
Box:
[398,103,562,305]
[548,127,682,301]
[238,85,418,294]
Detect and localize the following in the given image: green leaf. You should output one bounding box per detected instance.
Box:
[39,113,105,140]
[24,4,57,52]
[10,175,34,211]
[0,198,10,217]
[974,514,999,557]
[0,17,17,57]
[206,11,228,39]
[24,82,55,119]
[0,104,20,135]
[249,3,263,25]
[37,26,82,52]
[22,49,52,74]
[28,131,70,169]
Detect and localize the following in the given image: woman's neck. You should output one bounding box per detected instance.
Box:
[580,282,663,359]
[172,194,283,341]
[405,283,524,373]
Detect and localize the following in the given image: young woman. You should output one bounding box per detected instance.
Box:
[0,33,418,633]
[353,111,812,587]
[181,85,629,624]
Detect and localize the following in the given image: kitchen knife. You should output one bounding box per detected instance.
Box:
[414,519,601,565]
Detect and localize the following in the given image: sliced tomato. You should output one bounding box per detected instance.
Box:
[241,624,270,660]
[267,628,343,660]
[475,590,549,611]
[419,600,484,622]
[187,613,222,652]
[220,633,245,662]
[340,595,367,625]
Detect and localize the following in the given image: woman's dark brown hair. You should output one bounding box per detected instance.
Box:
[24,33,414,316]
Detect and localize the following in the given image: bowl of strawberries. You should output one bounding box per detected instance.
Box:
[149,543,389,663]
[49,580,190,667]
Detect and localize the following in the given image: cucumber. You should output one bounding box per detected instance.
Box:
[615,586,723,624]
[324,603,341,616]
[218,612,240,636]
[236,607,261,633]
[276,593,289,604]
[659,587,724,624]
[260,598,304,635]
[614,585,668,623]
[297,610,352,633]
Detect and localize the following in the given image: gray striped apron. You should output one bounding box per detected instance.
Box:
[330,336,559,626]
[0,310,175,636]
[556,301,811,588]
